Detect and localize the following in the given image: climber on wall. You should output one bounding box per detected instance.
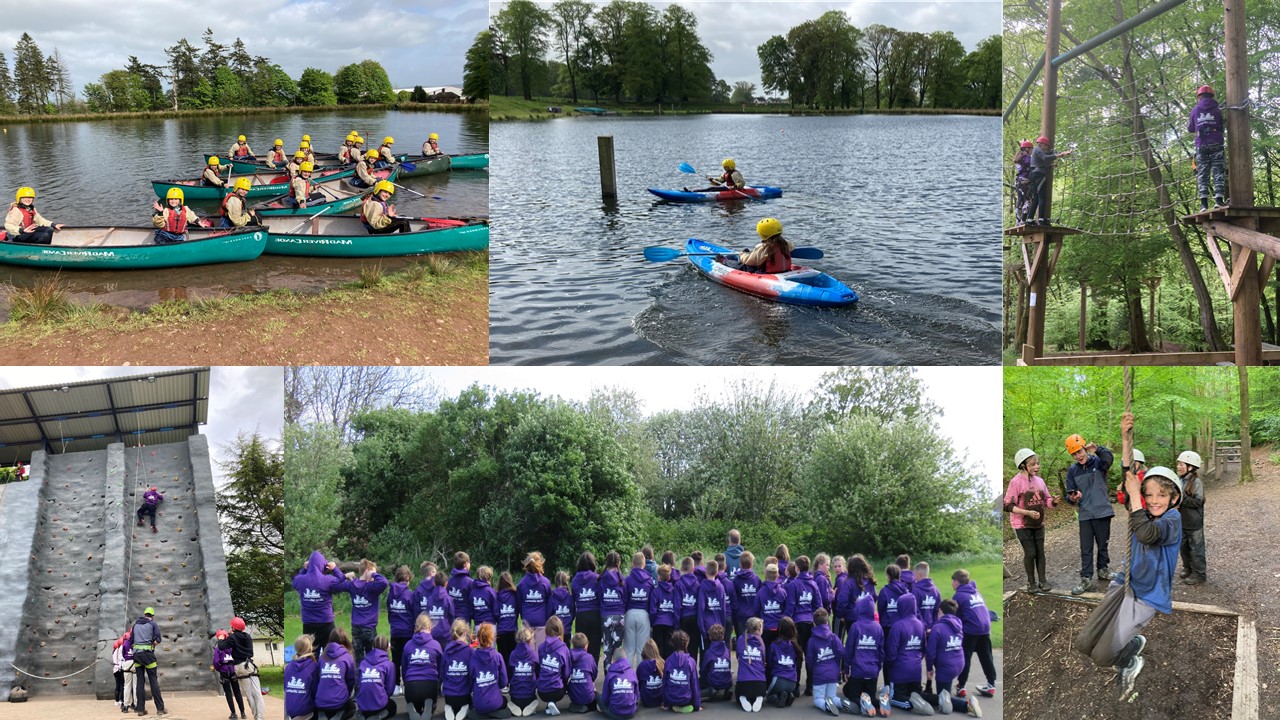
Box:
[136,485,164,534]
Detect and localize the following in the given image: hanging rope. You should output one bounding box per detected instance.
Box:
[1122,367,1134,592]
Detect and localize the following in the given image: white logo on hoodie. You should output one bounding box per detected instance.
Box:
[501,603,516,618]
[526,590,544,601]
[287,676,307,692]
[389,599,406,612]
[857,635,877,649]
[448,660,469,675]
[515,661,534,676]
[614,678,634,692]
[361,667,382,682]
[906,635,922,650]
[946,635,962,651]
[669,669,688,684]
[321,662,341,678]
[741,645,762,661]
[410,648,433,662]
[302,588,321,601]
[476,671,496,687]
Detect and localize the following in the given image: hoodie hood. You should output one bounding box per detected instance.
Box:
[725,545,744,560]
[451,567,471,581]
[364,648,389,665]
[324,642,350,661]
[895,593,917,621]
[308,550,327,573]
[608,657,632,675]
[855,594,876,621]
[937,613,963,635]
[627,567,651,584]
[812,624,833,640]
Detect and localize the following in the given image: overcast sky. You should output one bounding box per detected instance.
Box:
[514,0,1002,91]
[0,0,484,94]
[422,367,1004,495]
[0,367,283,487]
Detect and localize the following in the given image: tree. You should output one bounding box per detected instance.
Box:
[217,433,284,638]
[228,38,254,79]
[164,38,201,109]
[730,81,755,104]
[212,65,248,107]
[12,33,47,114]
[249,61,297,107]
[494,0,551,100]
[296,67,336,106]
[46,49,73,111]
[0,52,12,113]
[862,24,894,108]
[463,30,492,101]
[200,27,226,78]
[411,85,429,102]
[550,0,593,103]
[810,367,940,425]
[758,35,796,105]
[661,4,712,103]
[125,56,166,110]
[1240,364,1254,483]
[710,77,730,103]
[334,60,395,104]
[284,366,433,440]
[283,423,351,569]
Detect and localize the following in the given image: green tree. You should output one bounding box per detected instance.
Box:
[283,423,351,570]
[550,0,593,103]
[710,77,730,103]
[411,85,429,102]
[730,81,755,104]
[810,367,940,425]
[46,49,73,111]
[200,27,226,78]
[757,35,796,105]
[164,38,201,109]
[862,24,894,108]
[217,433,284,637]
[960,35,1000,109]
[335,60,395,104]
[494,0,551,100]
[212,65,248,107]
[296,67,337,106]
[125,56,167,110]
[660,4,712,103]
[0,52,12,112]
[463,29,492,100]
[249,61,297,106]
[12,33,47,113]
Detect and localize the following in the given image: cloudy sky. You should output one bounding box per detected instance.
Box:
[0,0,485,94]
[514,0,1002,91]
[422,366,1004,495]
[0,367,283,487]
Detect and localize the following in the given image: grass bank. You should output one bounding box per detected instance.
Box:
[0,101,486,126]
[490,95,999,121]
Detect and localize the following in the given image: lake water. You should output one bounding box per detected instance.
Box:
[488,114,1001,365]
[0,109,487,309]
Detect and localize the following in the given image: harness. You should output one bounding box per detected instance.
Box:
[163,207,188,234]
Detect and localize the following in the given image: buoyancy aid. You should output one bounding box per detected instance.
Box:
[15,204,36,228]
[163,206,188,234]
[764,242,791,274]
[233,143,251,158]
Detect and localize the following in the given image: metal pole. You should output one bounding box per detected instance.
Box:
[1224,0,1260,365]
[598,136,617,201]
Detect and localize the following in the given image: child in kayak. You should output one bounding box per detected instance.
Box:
[686,159,745,193]
[736,218,793,274]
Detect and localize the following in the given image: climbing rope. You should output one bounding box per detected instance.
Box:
[9,657,101,680]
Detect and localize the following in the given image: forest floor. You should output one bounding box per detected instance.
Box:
[1003,455,1279,717]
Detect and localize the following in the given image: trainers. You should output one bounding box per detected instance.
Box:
[137,519,144,527]
[966,696,981,718]
[975,684,995,698]
[858,693,874,716]
[908,693,934,715]
[1115,634,1146,668]
[546,703,561,716]
[877,686,891,716]
[1071,577,1093,595]
[740,696,752,712]
[1117,656,1144,700]
[752,697,764,712]
[152,526,158,533]
[1215,197,1226,208]
[938,689,951,715]
[1183,575,1206,585]
[1179,567,1192,579]
[1037,581,1053,593]
[826,698,841,716]
[1097,567,1113,581]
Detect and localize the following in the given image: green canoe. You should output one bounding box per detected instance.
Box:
[207,152,345,175]
[449,153,489,170]
[261,214,489,257]
[251,168,399,217]
[397,155,453,178]
[0,225,266,269]
[151,165,355,202]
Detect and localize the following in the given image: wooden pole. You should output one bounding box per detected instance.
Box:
[1224,0,1260,365]
[1079,281,1088,350]
[598,135,617,200]
[1041,0,1062,221]
[1023,235,1054,362]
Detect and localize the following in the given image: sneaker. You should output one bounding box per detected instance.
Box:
[955,688,966,698]
[1183,575,1206,585]
[966,696,982,718]
[1215,197,1226,208]
[546,703,561,717]
[1115,634,1146,668]
[752,697,763,712]
[1071,577,1093,595]
[156,712,168,718]
[137,519,144,527]
[877,686,891,716]
[826,698,841,716]
[1200,199,1209,211]
[1037,581,1053,593]
[859,693,875,716]
[395,684,404,696]
[740,696,752,712]
[1097,567,1113,581]
[1179,567,1192,579]
[1024,583,1037,593]
[229,715,237,720]
[1117,656,1144,700]
[152,526,158,533]
[908,693,934,715]
[938,689,951,715]
[975,684,995,698]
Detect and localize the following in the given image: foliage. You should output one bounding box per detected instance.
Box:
[334,60,396,105]
[296,68,337,106]
[284,366,434,440]
[494,0,552,101]
[12,33,48,114]
[464,30,492,101]
[227,547,284,637]
[217,432,285,639]
[283,423,351,571]
[730,81,756,105]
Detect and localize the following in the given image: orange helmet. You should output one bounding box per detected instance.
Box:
[1064,434,1086,454]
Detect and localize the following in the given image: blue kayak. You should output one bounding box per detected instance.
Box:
[684,239,857,307]
[648,186,783,203]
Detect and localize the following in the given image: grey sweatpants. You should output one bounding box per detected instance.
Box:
[1089,584,1157,668]
[624,609,651,668]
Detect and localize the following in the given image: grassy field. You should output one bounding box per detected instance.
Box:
[489,95,1000,121]
[259,664,284,693]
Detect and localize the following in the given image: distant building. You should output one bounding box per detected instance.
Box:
[395,86,464,96]
[247,625,285,666]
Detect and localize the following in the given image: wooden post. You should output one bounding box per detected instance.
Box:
[1023,233,1055,362]
[1224,0,1260,365]
[1079,280,1088,350]
[598,135,617,200]
[1041,0,1062,221]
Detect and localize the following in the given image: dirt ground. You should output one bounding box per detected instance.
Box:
[0,274,488,365]
[1004,455,1280,717]
[9,689,283,719]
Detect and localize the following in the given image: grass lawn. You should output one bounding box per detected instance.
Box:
[258,665,284,693]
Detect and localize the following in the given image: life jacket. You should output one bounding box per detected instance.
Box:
[233,143,251,158]
[362,197,389,230]
[270,148,285,163]
[220,193,240,219]
[721,170,740,188]
[14,204,36,228]
[764,241,791,274]
[163,206,189,234]
[294,177,312,201]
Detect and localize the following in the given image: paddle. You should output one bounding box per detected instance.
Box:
[678,163,755,199]
[643,246,823,262]
[401,161,417,172]
[390,181,427,199]
[285,205,331,234]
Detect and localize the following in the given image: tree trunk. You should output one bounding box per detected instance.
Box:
[1124,280,1153,352]
[1003,264,1014,349]
[1239,364,1254,483]
[1014,274,1029,351]
[1079,281,1088,350]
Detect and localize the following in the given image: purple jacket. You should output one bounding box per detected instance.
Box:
[470,579,497,625]
[284,656,319,717]
[662,651,700,709]
[402,631,443,683]
[675,572,701,618]
[784,572,820,624]
[926,613,965,682]
[551,586,575,631]
[470,646,509,713]
[884,594,924,685]
[877,579,909,631]
[355,648,396,712]
[213,643,234,674]
[814,572,834,611]
[1189,96,1224,147]
[387,580,415,638]
[775,559,789,579]
[650,580,678,627]
[953,581,991,636]
[442,639,474,697]
[508,642,540,699]
[700,640,732,690]
[806,624,845,685]
[844,595,884,680]
[411,576,436,620]
[837,577,877,625]
[716,574,735,619]
[421,586,454,645]
[143,488,163,506]
[767,639,799,683]
[293,551,346,624]
[536,637,571,693]
[447,568,474,623]
[912,578,941,633]
[599,569,625,617]
[696,577,728,637]
[732,569,761,624]
[624,568,654,612]
[315,643,356,710]
[497,589,520,634]
[637,658,663,707]
[568,647,597,705]
[517,572,553,626]
[571,570,600,613]
[344,572,388,630]
[735,634,767,682]
[601,657,639,716]
[756,580,787,631]
[900,569,916,591]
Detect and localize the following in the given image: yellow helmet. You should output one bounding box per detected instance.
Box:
[366,149,380,160]
[383,136,394,145]
[300,161,314,173]
[293,150,307,159]
[166,187,185,202]
[15,186,35,202]
[429,133,439,141]
[302,134,311,142]
[237,134,246,142]
[374,180,396,195]
[354,135,364,144]
[233,177,252,192]
[346,133,357,141]
[722,158,736,170]
[756,217,783,239]
[274,138,283,146]
[208,156,221,166]
[299,140,310,150]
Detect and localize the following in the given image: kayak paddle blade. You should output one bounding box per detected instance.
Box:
[678,162,697,174]
[402,162,417,172]
[643,247,684,262]
[790,248,824,259]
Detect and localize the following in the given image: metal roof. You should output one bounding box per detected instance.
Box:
[0,368,210,464]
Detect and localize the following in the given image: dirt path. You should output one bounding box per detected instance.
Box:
[1004,457,1280,716]
[17,689,283,719]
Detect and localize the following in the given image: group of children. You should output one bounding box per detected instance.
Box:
[286,532,996,719]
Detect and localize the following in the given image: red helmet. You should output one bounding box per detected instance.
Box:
[215,629,229,640]
[1197,85,1213,96]
[1036,136,1050,145]
[149,486,157,492]
[231,617,246,631]
[1020,140,1033,148]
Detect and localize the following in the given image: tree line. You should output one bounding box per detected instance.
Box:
[286,367,997,580]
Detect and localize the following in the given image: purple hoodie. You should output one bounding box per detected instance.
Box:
[877,578,909,631]
[953,581,992,636]
[716,574,735,619]
[732,569,762,625]
[402,631,443,683]
[814,572,834,611]
[700,640,732,690]
[315,642,356,710]
[344,572,388,630]
[387,580,415,638]
[442,639,474,697]
[756,579,787,631]
[784,572,820,624]
[568,647,597,705]
[213,643,234,674]
[662,651,700,709]
[355,648,396,712]
[551,586,575,631]
[497,588,520,634]
[624,568,654,612]
[925,613,965,682]
[536,637,571,693]
[448,568,474,623]
[422,586,455,646]
[571,570,600,613]
[775,559,789,579]
[470,579,497,625]
[912,578,941,634]
[649,579,678,627]
[837,577,877,626]
[899,569,916,591]
[508,642,540,699]
[696,577,728,638]
[806,624,844,685]
[411,576,436,620]
[735,634,767,682]
[675,572,701,619]
[293,551,346,624]
[601,657,639,716]
[470,646,509,714]
[767,639,799,682]
[1189,96,1224,147]
[143,488,163,506]
[517,572,553,626]
[599,569,625,617]
[637,658,663,707]
[884,594,924,685]
[284,656,319,717]
[843,595,884,680]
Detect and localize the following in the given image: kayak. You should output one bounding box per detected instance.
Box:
[396,155,453,178]
[0,225,266,269]
[684,239,857,307]
[151,166,355,202]
[449,153,489,170]
[647,186,783,203]
[251,168,398,217]
[260,214,489,257]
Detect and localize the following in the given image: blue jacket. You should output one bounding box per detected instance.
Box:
[1125,507,1183,613]
[724,545,744,574]
[1065,445,1116,521]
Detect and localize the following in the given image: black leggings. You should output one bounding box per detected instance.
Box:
[958,633,997,689]
[679,615,701,664]
[445,694,470,713]
[369,218,412,234]
[221,673,246,714]
[600,708,634,720]
[576,610,602,661]
[304,622,337,660]
[843,677,877,702]
[315,702,356,720]
[736,680,766,701]
[10,226,54,244]
[795,621,813,692]
[406,680,440,714]
[498,631,516,665]
[1016,526,1047,585]
[391,635,410,684]
[651,624,674,659]
[1027,170,1049,222]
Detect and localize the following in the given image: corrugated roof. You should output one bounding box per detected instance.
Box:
[0,368,210,465]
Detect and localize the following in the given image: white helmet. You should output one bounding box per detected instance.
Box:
[1143,466,1184,507]
[1131,449,1145,464]
[1177,450,1202,469]
[1014,448,1037,468]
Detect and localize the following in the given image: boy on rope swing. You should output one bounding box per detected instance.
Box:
[1188,85,1226,211]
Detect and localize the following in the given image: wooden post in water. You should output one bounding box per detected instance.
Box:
[598,136,617,200]
[1224,0,1260,365]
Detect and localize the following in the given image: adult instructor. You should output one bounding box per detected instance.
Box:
[131,607,167,716]
[1065,433,1115,595]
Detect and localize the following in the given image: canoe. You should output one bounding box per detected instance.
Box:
[647,186,783,203]
[396,155,453,178]
[260,214,489,257]
[207,152,345,174]
[449,153,489,170]
[0,226,266,269]
[251,168,398,217]
[575,107,607,115]
[151,165,355,202]
[684,239,857,307]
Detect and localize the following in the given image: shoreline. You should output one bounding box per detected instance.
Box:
[490,97,999,121]
[0,101,487,126]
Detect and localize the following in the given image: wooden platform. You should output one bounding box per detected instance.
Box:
[1181,205,1280,224]
[1003,223,1084,237]
[1017,346,1280,366]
